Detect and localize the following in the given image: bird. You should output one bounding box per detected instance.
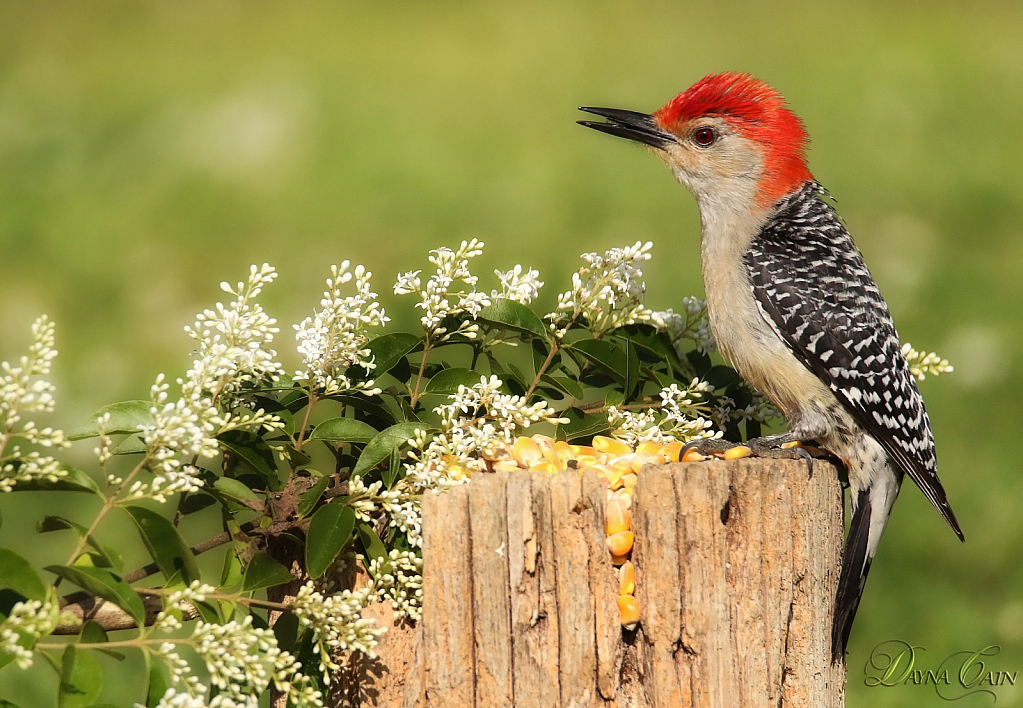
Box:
[578,72,964,663]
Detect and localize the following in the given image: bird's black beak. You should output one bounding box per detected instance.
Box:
[577,107,676,150]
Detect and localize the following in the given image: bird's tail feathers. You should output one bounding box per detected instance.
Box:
[832,487,874,664]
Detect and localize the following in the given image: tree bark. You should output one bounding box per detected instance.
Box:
[331,459,847,707]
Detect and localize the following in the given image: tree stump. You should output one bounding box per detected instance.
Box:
[335,459,847,707]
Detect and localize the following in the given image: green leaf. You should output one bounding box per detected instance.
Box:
[423,368,484,396]
[36,518,123,570]
[558,408,610,441]
[568,338,628,387]
[306,504,356,579]
[44,566,145,627]
[604,389,626,408]
[308,417,380,444]
[272,611,301,652]
[111,435,147,455]
[350,332,421,380]
[478,300,549,339]
[624,341,640,399]
[382,446,403,489]
[705,365,741,390]
[330,394,397,425]
[613,324,685,371]
[212,477,263,506]
[6,464,101,494]
[542,375,584,400]
[297,477,331,518]
[686,349,712,377]
[58,645,103,708]
[177,492,217,516]
[79,620,124,661]
[218,547,243,590]
[38,516,88,535]
[0,548,47,601]
[217,430,282,490]
[242,552,295,592]
[144,643,171,707]
[68,400,154,441]
[124,506,200,583]
[0,700,25,707]
[355,522,388,564]
[352,422,424,477]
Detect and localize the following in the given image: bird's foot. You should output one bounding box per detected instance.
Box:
[680,435,826,479]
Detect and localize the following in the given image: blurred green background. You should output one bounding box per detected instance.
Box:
[1,0,1021,705]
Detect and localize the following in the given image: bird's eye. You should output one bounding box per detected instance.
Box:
[693,127,716,147]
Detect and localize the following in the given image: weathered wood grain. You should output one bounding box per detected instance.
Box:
[358,459,846,707]
[421,484,474,706]
[468,473,514,705]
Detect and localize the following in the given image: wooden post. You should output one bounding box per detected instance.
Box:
[332,459,846,707]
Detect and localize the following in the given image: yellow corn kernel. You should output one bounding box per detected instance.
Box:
[618,561,636,596]
[660,441,684,462]
[621,473,638,490]
[630,451,667,472]
[529,460,559,475]
[610,454,635,472]
[587,463,617,480]
[724,445,752,460]
[681,448,706,463]
[611,488,633,509]
[531,434,557,455]
[605,497,632,535]
[604,466,627,490]
[575,454,601,469]
[570,444,598,458]
[593,435,632,457]
[781,440,802,449]
[493,460,521,472]
[611,551,631,566]
[606,530,635,556]
[618,594,641,628]
[512,437,544,467]
[635,440,663,456]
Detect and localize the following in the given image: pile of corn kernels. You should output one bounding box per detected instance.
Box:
[485,434,752,629]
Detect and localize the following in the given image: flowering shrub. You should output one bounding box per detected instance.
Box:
[0,241,951,706]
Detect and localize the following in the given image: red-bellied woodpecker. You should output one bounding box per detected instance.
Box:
[579,72,964,663]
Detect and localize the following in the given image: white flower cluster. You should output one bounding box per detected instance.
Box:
[902,343,954,381]
[295,262,389,396]
[492,264,544,305]
[146,689,216,708]
[186,616,322,707]
[346,476,403,524]
[290,582,384,675]
[0,593,67,669]
[366,549,424,621]
[548,241,655,337]
[136,265,285,503]
[608,381,721,445]
[0,316,70,492]
[650,296,716,355]
[403,375,568,502]
[708,387,782,432]
[394,239,491,340]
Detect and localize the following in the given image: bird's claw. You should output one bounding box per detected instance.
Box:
[680,436,817,479]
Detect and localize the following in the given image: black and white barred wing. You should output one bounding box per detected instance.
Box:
[745,184,963,540]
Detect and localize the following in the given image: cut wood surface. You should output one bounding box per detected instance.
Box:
[332,459,847,707]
